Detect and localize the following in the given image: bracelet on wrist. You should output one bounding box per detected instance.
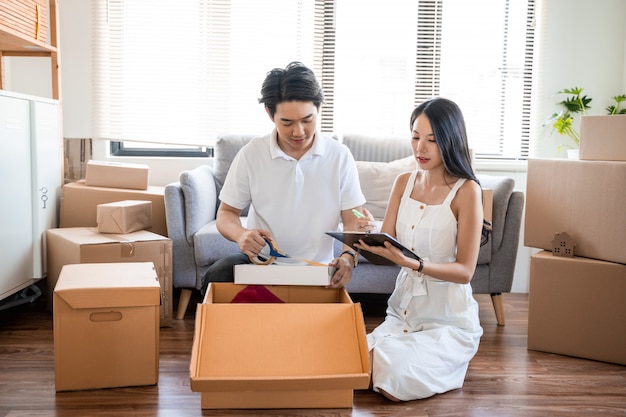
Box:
[340,250,358,268]
[413,258,424,273]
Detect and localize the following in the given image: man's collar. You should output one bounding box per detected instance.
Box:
[269,129,325,160]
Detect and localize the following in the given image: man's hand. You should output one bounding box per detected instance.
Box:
[237,229,272,260]
[328,254,353,288]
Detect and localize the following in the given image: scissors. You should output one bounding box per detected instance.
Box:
[249,237,327,266]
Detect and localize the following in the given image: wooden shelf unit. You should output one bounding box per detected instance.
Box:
[0,0,60,100]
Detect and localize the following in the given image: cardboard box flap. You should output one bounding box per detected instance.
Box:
[55,263,161,309]
[204,283,353,304]
[190,302,370,392]
[52,227,167,245]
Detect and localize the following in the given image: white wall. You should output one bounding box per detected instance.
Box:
[5,0,626,294]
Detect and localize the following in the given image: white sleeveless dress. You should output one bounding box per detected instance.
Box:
[367,171,483,401]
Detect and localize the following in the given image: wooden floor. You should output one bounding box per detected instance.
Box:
[1,286,625,417]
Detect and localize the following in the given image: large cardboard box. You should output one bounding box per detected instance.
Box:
[190,283,370,409]
[60,180,167,237]
[85,160,149,190]
[46,227,173,327]
[97,200,153,234]
[528,251,626,365]
[579,115,626,161]
[524,159,626,264]
[54,262,160,391]
[234,264,335,286]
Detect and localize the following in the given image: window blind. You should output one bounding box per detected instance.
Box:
[93,0,534,160]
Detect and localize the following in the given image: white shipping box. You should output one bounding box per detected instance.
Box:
[234,264,335,286]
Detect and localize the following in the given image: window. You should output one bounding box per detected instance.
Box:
[94,0,534,160]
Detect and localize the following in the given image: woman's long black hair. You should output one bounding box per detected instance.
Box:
[410,97,478,185]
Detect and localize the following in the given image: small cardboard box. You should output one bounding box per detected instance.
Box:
[579,115,626,161]
[524,159,626,264]
[85,160,150,190]
[190,283,370,409]
[46,227,173,327]
[54,262,161,391]
[234,264,335,286]
[97,200,153,234]
[528,251,626,365]
[60,180,167,237]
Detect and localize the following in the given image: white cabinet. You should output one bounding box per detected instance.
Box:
[0,90,62,301]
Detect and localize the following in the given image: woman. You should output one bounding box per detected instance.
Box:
[354,97,484,401]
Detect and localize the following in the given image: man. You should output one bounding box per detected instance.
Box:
[201,61,365,293]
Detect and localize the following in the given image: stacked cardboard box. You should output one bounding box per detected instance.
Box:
[54,262,160,391]
[85,160,150,190]
[525,121,626,365]
[60,180,167,237]
[46,227,173,327]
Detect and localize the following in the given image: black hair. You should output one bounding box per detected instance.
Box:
[258,61,324,118]
[410,97,478,185]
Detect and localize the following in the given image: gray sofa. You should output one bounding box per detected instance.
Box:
[164,134,525,325]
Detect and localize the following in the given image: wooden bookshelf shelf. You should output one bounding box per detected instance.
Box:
[0,0,60,99]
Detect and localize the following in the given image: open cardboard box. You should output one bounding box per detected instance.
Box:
[190,283,370,409]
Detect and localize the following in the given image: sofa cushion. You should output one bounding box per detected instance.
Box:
[356,156,416,219]
[342,134,412,162]
[213,135,258,195]
[179,165,217,243]
[193,218,245,266]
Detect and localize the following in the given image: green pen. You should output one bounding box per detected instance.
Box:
[352,209,366,219]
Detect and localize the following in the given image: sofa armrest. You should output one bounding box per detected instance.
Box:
[164,182,199,289]
[488,190,524,293]
[178,165,219,242]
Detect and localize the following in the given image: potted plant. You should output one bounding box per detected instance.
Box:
[544,88,626,158]
[606,94,626,115]
[543,87,591,154]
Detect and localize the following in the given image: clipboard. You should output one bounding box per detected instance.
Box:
[326,232,422,266]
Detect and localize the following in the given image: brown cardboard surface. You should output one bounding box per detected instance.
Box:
[97,200,153,234]
[234,264,333,286]
[524,159,626,264]
[527,251,626,365]
[190,283,370,409]
[85,160,149,190]
[60,180,167,237]
[579,115,626,161]
[54,262,160,391]
[46,227,173,327]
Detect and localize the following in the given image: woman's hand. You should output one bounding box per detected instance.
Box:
[353,208,377,233]
[354,239,404,265]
